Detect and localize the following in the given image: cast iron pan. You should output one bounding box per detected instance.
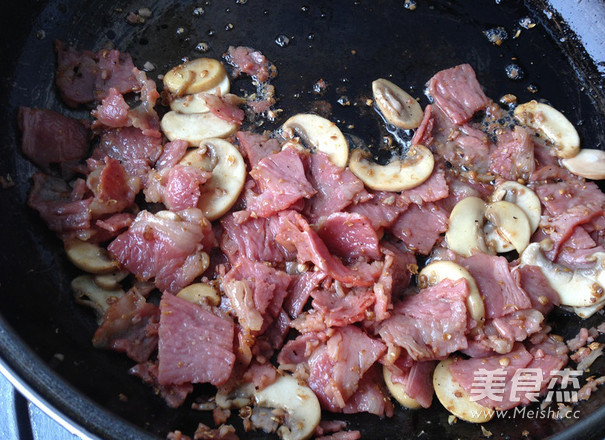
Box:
[1,1,605,439]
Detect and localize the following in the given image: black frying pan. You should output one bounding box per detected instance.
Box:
[1,1,605,439]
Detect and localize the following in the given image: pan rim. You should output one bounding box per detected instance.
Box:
[0,314,157,440]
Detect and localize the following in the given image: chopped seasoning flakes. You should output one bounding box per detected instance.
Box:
[481,426,493,438]
[484,27,508,46]
[519,17,536,29]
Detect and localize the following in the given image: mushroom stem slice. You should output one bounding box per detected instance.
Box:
[419,261,485,325]
[445,197,491,257]
[348,144,434,192]
[372,78,423,129]
[489,181,541,233]
[433,357,494,423]
[281,113,349,167]
[562,149,605,180]
[72,275,125,322]
[169,75,231,113]
[484,201,531,254]
[180,138,246,221]
[383,365,422,409]
[514,101,580,159]
[161,111,238,144]
[253,375,321,440]
[163,57,228,96]
[520,243,605,308]
[65,239,119,274]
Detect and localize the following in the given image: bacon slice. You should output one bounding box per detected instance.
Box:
[157,293,235,386]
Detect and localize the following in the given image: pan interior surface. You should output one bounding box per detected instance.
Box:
[0,1,604,439]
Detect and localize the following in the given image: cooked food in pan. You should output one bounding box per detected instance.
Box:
[19,41,605,439]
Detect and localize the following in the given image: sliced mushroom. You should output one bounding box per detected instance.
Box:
[489,181,541,232]
[571,302,605,319]
[93,271,129,290]
[163,57,228,96]
[419,261,485,325]
[383,365,422,409]
[215,375,320,440]
[253,375,321,440]
[520,243,605,310]
[176,282,219,307]
[562,148,605,180]
[215,382,256,410]
[348,144,434,192]
[169,75,231,114]
[64,239,118,274]
[179,138,246,220]
[72,275,125,322]
[445,197,491,257]
[483,201,531,254]
[433,357,494,423]
[281,138,306,153]
[372,78,423,129]
[161,111,238,144]
[281,113,348,167]
[514,101,580,159]
[483,222,514,253]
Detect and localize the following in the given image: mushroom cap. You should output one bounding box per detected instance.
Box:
[490,181,541,233]
[348,144,434,192]
[179,138,246,221]
[71,275,125,322]
[93,271,128,290]
[520,243,605,310]
[281,113,349,167]
[420,260,485,325]
[383,365,423,409]
[562,148,605,180]
[161,111,238,144]
[445,196,491,257]
[572,301,605,319]
[514,100,580,159]
[433,357,494,423]
[163,57,228,96]
[254,375,321,440]
[484,200,531,254]
[176,280,218,307]
[169,75,231,114]
[64,238,119,274]
[372,78,423,129]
